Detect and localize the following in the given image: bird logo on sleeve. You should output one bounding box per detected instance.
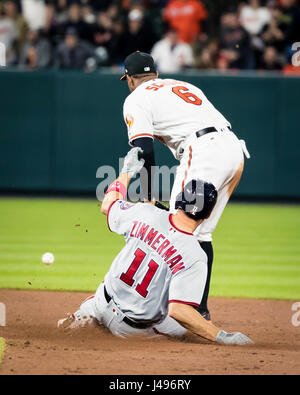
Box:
[125,115,134,130]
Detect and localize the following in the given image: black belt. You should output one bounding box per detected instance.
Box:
[104,286,155,329]
[195,126,232,138]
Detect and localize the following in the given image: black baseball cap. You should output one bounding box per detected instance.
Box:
[120,51,156,81]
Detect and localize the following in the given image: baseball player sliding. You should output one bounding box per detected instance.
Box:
[58,148,252,345]
[120,51,250,321]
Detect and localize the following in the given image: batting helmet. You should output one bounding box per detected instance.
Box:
[175,179,218,221]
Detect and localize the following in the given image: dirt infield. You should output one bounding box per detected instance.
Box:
[0,289,299,375]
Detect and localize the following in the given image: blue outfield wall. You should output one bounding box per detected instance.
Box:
[0,69,299,198]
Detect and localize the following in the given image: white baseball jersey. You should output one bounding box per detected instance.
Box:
[123,77,247,243]
[104,200,207,324]
[123,78,231,160]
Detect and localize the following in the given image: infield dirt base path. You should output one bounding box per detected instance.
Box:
[0,289,299,375]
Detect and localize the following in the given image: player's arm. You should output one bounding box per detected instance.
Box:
[101,147,145,216]
[123,95,156,203]
[131,138,168,211]
[101,173,131,216]
[168,261,253,345]
[168,303,219,341]
[131,137,155,202]
[168,303,253,345]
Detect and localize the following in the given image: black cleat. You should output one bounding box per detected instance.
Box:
[200,311,211,322]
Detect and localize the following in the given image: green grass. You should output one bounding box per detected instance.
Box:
[0,198,299,300]
[0,337,5,365]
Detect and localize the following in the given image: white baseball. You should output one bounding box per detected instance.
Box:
[42,252,54,265]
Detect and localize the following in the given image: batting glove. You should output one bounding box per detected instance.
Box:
[121,147,145,178]
[216,330,253,345]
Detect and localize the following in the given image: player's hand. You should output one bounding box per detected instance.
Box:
[121,147,145,177]
[216,330,253,345]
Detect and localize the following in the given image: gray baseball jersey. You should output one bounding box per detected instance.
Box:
[104,200,208,324]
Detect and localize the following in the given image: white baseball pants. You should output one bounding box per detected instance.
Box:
[170,129,246,242]
[75,282,187,338]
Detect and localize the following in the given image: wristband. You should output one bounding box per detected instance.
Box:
[105,181,127,199]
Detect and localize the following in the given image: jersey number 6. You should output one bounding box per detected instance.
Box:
[120,248,158,298]
[172,86,202,106]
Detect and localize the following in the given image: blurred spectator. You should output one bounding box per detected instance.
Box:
[122,7,156,55]
[45,0,69,28]
[106,1,122,20]
[163,0,207,43]
[278,0,300,47]
[59,2,93,43]
[0,1,17,64]
[219,9,252,69]
[45,0,71,46]
[21,0,47,31]
[260,3,285,52]
[54,26,95,69]
[81,2,96,24]
[239,0,272,68]
[151,29,194,72]
[107,16,127,65]
[19,28,51,68]
[193,38,219,69]
[258,45,283,70]
[0,0,298,72]
[240,0,271,36]
[3,0,28,54]
[92,11,112,49]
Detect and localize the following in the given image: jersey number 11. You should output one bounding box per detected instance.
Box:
[120,249,158,298]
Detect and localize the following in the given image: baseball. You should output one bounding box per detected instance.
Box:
[42,252,54,265]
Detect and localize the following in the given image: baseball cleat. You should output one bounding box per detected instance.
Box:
[200,311,212,323]
[57,313,75,329]
[57,312,95,330]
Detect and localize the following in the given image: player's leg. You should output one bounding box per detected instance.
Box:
[193,157,244,241]
[58,282,107,329]
[185,132,245,319]
[76,295,96,319]
[57,294,97,329]
[169,139,219,321]
[195,166,244,319]
[192,130,245,241]
[197,241,213,320]
[193,166,243,319]
[57,282,179,338]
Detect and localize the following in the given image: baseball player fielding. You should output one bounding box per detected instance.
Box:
[120,51,250,321]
